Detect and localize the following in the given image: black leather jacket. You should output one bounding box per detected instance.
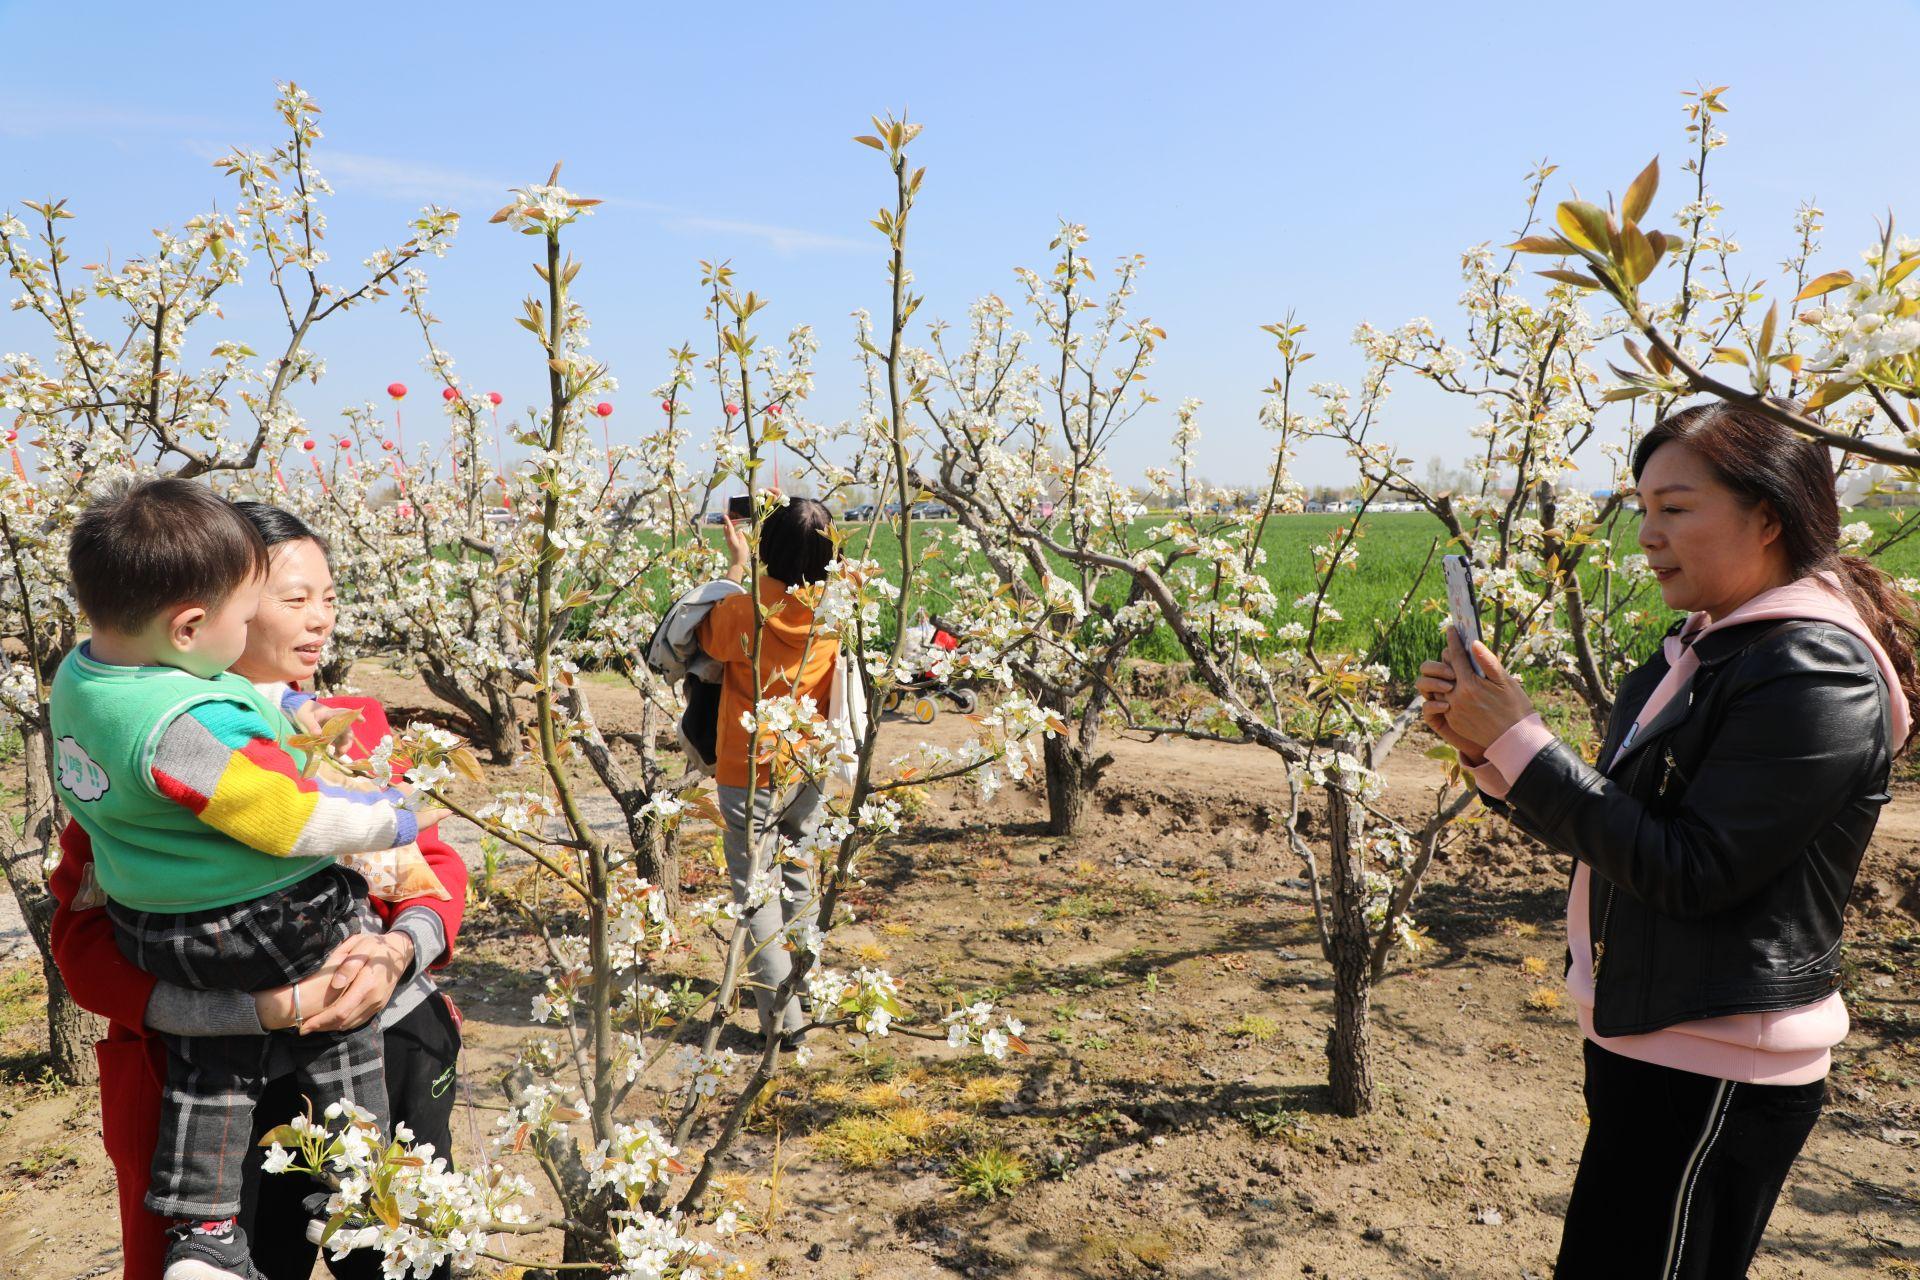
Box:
[1482,618,1893,1037]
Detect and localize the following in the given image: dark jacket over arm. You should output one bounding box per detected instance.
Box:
[1489,621,1892,1035]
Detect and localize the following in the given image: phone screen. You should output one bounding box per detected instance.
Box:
[1442,555,1486,677]
[727,495,753,521]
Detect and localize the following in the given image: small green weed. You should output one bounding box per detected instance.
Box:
[1228,1014,1279,1043]
[952,1146,1031,1200]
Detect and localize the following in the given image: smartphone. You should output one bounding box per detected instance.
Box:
[726,494,753,521]
[1442,554,1486,677]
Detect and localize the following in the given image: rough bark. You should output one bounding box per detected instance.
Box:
[418,661,521,763]
[1043,731,1113,837]
[1323,781,1376,1117]
[2,726,103,1084]
[557,683,679,918]
[1040,674,1120,838]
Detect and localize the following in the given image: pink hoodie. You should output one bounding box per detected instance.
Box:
[1471,572,1910,1085]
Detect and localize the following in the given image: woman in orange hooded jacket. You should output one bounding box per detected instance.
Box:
[697,497,839,1042]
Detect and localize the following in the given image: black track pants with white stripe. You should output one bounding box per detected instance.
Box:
[1555,1038,1825,1279]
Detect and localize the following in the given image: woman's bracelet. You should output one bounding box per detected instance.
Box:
[290,982,304,1033]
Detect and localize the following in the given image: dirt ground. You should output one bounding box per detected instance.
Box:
[1,663,1915,1279]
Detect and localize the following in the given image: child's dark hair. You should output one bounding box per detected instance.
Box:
[232,500,330,557]
[69,479,270,633]
[760,497,836,586]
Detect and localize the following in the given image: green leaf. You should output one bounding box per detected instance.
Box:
[1538,269,1603,290]
[1793,270,1855,302]
[853,135,885,151]
[1804,378,1861,410]
[1620,223,1655,284]
[1710,346,1750,367]
[1556,200,1612,255]
[1758,301,1778,358]
[1886,256,1920,288]
[1621,156,1660,225]
[1507,235,1580,255]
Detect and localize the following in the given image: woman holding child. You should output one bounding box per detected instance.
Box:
[1418,404,1914,1278]
[50,489,466,1280]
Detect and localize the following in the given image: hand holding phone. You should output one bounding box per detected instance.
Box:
[1442,555,1486,677]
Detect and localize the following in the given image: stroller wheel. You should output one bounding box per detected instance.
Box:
[882,689,903,713]
[911,695,938,725]
[948,686,978,715]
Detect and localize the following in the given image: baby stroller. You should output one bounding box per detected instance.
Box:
[882,613,978,723]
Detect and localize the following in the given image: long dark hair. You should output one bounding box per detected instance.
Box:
[1632,402,1920,751]
[760,497,835,586]
[231,501,330,557]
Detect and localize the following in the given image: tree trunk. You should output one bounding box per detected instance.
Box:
[501,1068,613,1264]
[2,724,103,1085]
[44,958,98,1084]
[419,662,521,763]
[1323,780,1376,1116]
[1041,691,1113,837]
[557,685,680,918]
[315,652,354,693]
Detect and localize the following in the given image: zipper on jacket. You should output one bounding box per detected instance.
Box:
[1592,882,1617,981]
[1651,744,1697,794]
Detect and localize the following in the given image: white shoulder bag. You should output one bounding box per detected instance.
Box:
[825,646,868,789]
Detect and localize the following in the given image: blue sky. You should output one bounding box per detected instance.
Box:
[3,0,1917,486]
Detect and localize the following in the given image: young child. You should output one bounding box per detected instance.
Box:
[49,479,441,1280]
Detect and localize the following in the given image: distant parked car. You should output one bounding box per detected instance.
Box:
[844,503,876,521]
[911,502,952,519]
[482,507,516,526]
[703,509,727,525]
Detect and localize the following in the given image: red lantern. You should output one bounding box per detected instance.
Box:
[387,382,407,400]
[442,387,458,402]
[766,404,781,417]
[4,430,16,443]
[301,439,316,452]
[382,440,396,452]
[595,402,614,417]
[487,391,503,406]
[724,402,739,417]
[337,438,352,451]
[661,400,673,413]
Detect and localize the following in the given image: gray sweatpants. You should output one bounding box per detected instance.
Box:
[716,782,823,1036]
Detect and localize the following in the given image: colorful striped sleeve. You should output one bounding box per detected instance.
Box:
[149,700,419,859]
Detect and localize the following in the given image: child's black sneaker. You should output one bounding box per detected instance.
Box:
[162,1218,264,1280]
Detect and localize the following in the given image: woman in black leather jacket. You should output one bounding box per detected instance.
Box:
[1417,404,1918,1280]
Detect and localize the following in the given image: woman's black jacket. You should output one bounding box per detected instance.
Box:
[1479,617,1893,1037]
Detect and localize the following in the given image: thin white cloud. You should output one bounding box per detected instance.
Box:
[285,163,862,255]
[0,102,231,140]
[659,214,868,255]
[319,151,510,205]
[4,98,871,257]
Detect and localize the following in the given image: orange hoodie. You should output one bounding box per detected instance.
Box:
[696,576,841,788]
